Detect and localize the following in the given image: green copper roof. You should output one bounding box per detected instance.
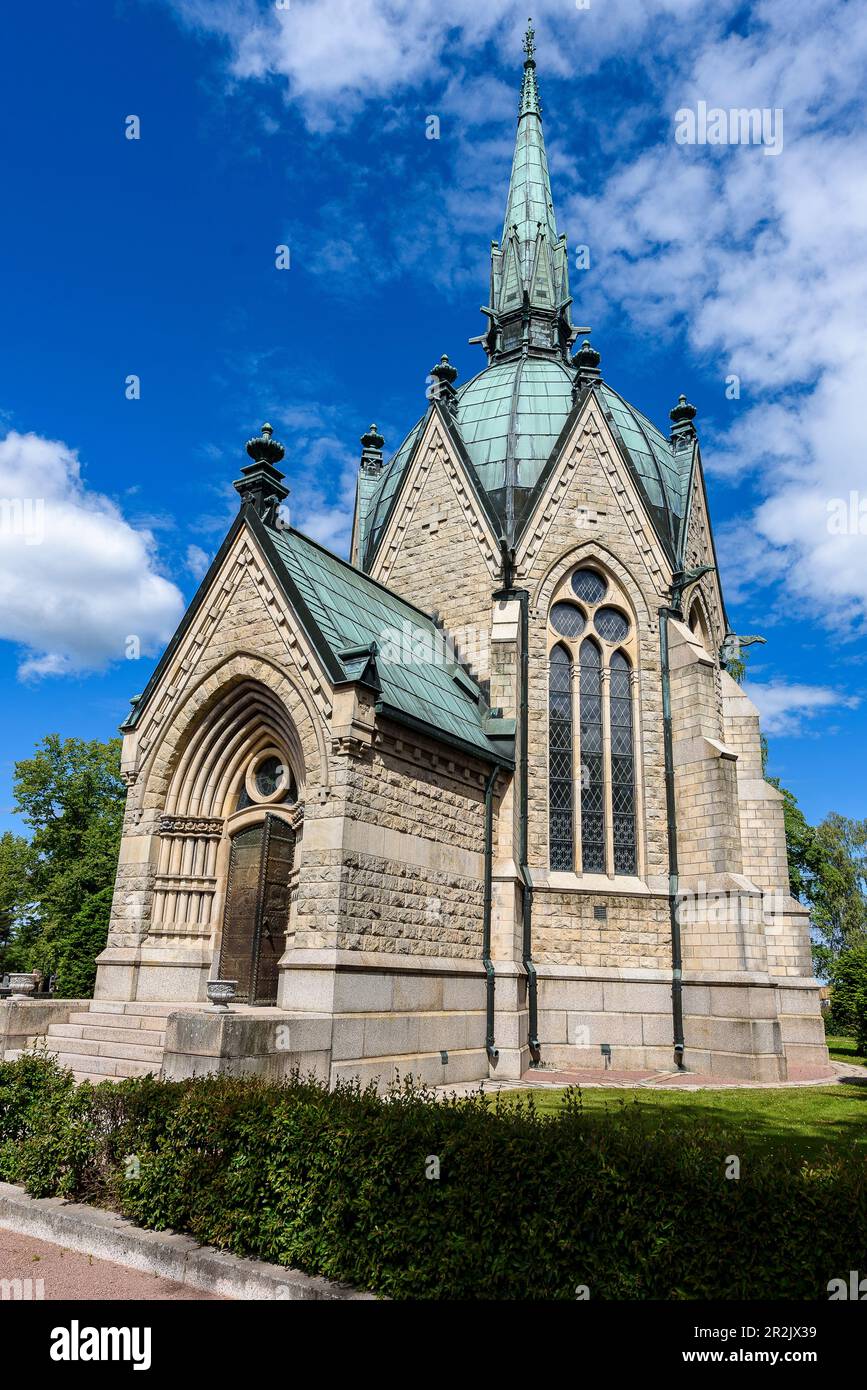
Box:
[479,22,573,365]
[266,524,509,762]
[123,509,511,766]
[598,383,690,548]
[457,357,574,493]
[361,363,689,565]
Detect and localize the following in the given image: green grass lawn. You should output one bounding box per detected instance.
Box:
[826,1034,867,1067]
[493,1079,867,1163]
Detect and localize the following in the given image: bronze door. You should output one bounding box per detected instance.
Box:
[218,816,294,1004]
[251,814,294,1005]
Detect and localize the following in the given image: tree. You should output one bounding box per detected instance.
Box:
[807,814,867,980]
[0,830,36,973]
[762,739,867,979]
[828,945,867,1053]
[6,735,125,994]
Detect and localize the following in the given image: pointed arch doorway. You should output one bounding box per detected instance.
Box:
[218,814,295,1004]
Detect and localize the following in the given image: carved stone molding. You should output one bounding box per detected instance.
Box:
[158,815,224,838]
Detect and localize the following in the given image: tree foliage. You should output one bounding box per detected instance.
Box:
[0,736,125,995]
[762,738,867,982]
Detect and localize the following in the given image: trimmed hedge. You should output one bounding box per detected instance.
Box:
[0,1052,865,1299]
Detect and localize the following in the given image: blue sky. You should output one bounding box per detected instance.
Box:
[1,0,865,833]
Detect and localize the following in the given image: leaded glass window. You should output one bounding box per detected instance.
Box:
[547,567,639,876]
[548,644,574,871]
[571,569,607,604]
[610,651,636,874]
[550,601,585,638]
[595,607,630,643]
[579,639,606,873]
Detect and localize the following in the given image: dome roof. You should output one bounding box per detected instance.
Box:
[456,357,574,494]
[360,362,692,568]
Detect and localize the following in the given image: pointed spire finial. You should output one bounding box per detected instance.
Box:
[523,18,536,64]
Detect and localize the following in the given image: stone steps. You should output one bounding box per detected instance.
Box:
[40,1002,176,1083]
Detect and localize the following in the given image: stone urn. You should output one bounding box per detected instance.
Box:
[207,979,237,1012]
[9,972,37,1001]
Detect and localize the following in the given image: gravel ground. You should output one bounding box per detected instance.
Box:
[0,1226,227,1300]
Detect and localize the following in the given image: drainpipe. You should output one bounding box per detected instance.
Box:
[516,588,541,1063]
[482,763,499,1064]
[659,606,686,1070]
[492,582,540,1065]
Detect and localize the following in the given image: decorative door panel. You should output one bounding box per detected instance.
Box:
[218,816,294,1004]
[251,815,295,1005]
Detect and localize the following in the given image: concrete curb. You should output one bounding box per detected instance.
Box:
[0,1182,375,1300]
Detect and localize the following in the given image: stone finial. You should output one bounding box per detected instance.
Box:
[235,420,289,525]
[669,393,697,448]
[245,422,286,467]
[360,423,385,476]
[429,354,459,416]
[571,339,602,399]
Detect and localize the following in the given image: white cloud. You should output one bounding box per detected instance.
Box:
[0,430,184,680]
[185,544,211,582]
[744,681,860,737]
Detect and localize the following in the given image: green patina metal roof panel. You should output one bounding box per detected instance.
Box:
[359,361,687,563]
[456,357,574,492]
[267,525,506,761]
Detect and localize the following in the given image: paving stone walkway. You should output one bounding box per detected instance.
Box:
[439,1060,864,1096]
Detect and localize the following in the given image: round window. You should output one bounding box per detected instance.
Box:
[595,607,630,643]
[570,569,607,604]
[254,756,285,798]
[550,602,586,638]
[244,749,295,806]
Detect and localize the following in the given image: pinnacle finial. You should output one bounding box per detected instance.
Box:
[523,18,536,64]
[361,422,384,451]
[237,419,289,523]
[360,422,385,476]
[246,421,285,466]
[669,392,698,447]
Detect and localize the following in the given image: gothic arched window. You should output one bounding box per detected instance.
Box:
[609,650,636,874]
[546,565,639,876]
[548,643,574,870]
[579,639,605,871]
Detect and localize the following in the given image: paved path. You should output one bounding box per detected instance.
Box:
[439,1060,865,1096]
[0,1227,226,1300]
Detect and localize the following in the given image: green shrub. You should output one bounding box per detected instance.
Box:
[0,1054,864,1299]
[828,945,867,1051]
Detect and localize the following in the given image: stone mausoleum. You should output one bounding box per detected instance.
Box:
[2,27,828,1086]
